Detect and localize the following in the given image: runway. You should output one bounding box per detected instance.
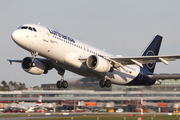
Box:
[0,112,175,120]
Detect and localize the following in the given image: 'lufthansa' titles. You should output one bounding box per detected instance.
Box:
[47,28,75,43]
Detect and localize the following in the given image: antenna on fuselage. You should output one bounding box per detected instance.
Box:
[38,22,40,25]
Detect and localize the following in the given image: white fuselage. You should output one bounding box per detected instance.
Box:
[12,24,140,85]
[17,103,41,110]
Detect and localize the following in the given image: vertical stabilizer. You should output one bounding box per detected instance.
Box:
[141,35,162,73]
[37,94,42,104]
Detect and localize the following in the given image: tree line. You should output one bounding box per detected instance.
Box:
[0,80,26,91]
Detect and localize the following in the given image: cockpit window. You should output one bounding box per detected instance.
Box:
[21,26,28,29]
[28,27,32,31]
[33,28,37,32]
[20,26,37,32]
[18,26,22,29]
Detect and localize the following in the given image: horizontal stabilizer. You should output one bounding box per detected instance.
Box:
[148,74,180,79]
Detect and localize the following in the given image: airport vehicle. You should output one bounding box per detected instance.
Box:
[16,94,42,112]
[134,107,149,113]
[173,103,180,113]
[8,23,180,88]
[116,108,123,113]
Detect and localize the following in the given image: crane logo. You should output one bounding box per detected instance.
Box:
[146,50,155,69]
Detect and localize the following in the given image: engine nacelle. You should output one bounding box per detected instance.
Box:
[21,57,46,75]
[86,55,112,73]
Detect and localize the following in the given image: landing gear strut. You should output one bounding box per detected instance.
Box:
[30,51,38,67]
[56,68,68,88]
[99,79,111,88]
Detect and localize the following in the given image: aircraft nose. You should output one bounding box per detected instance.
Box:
[11,30,22,43]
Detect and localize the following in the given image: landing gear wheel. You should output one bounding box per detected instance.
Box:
[56,81,62,88]
[99,80,105,88]
[62,81,68,88]
[105,80,111,87]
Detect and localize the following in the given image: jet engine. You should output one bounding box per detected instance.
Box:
[86,55,112,73]
[21,57,46,75]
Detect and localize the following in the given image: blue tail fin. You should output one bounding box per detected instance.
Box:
[141,35,162,73]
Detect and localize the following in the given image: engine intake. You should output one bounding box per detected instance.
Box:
[86,55,112,73]
[22,57,46,75]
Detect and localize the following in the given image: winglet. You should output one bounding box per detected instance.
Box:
[7,59,12,65]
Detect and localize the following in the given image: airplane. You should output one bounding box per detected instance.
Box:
[16,94,42,112]
[8,23,180,88]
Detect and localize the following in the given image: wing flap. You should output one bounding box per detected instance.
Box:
[78,54,180,71]
[109,55,180,66]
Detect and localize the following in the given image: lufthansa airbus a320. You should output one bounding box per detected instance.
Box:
[8,23,180,88]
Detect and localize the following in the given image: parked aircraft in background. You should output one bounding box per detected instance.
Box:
[8,23,180,88]
[17,94,42,112]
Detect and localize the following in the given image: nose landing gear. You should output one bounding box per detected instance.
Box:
[30,51,38,67]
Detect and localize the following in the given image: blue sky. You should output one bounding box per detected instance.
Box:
[1,0,180,87]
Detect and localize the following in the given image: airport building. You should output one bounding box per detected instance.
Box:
[1,77,180,112]
[0,90,180,112]
[41,77,180,91]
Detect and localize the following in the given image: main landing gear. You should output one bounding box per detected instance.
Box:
[56,80,68,88]
[99,79,111,88]
[56,68,68,88]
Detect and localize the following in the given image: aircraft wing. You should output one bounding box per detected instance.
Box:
[107,55,180,69]
[7,58,50,64]
[7,59,22,64]
[148,74,180,79]
[7,58,53,70]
